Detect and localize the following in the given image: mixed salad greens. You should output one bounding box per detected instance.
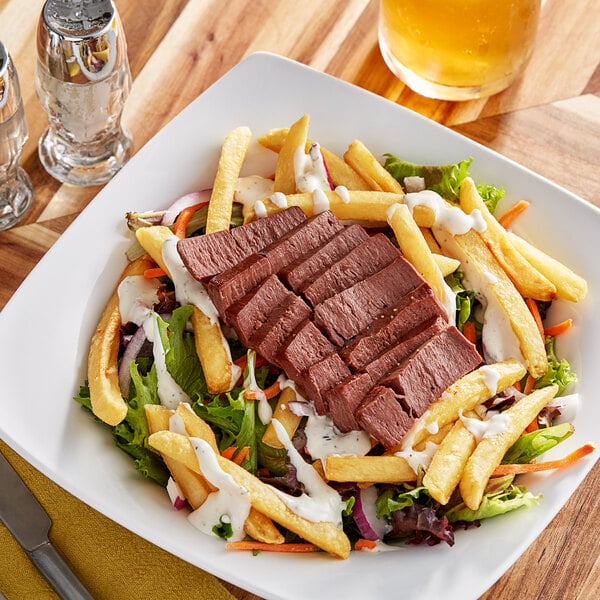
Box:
[75,151,587,551]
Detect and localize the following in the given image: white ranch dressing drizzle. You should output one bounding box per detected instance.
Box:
[305,414,372,462]
[234,175,274,210]
[118,275,190,408]
[168,411,188,436]
[187,437,251,542]
[395,415,439,473]
[334,185,350,204]
[254,200,268,218]
[425,420,440,435]
[276,374,314,416]
[459,409,512,443]
[479,365,501,396]
[483,271,498,284]
[162,236,219,324]
[313,188,330,214]
[243,352,271,424]
[405,190,487,235]
[270,191,288,209]
[271,419,346,527]
[293,143,331,193]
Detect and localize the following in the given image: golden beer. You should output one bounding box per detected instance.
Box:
[379,0,541,100]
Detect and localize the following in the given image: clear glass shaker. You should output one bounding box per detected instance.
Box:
[35,0,133,186]
[0,41,33,231]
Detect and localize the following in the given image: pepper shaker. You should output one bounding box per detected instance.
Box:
[35,0,133,186]
[0,41,33,231]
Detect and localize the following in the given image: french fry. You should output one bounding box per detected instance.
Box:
[148,430,350,558]
[403,360,527,451]
[459,384,559,510]
[88,255,155,426]
[135,225,173,273]
[343,140,403,193]
[433,253,460,277]
[421,227,441,253]
[274,114,310,195]
[459,178,556,301]
[423,415,478,505]
[174,402,219,452]
[206,126,252,234]
[387,203,451,310]
[257,127,369,190]
[324,455,416,484]
[434,226,548,378]
[145,405,215,509]
[507,231,588,302]
[244,189,404,223]
[262,387,302,449]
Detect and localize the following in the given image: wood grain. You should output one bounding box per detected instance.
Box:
[0,0,599,598]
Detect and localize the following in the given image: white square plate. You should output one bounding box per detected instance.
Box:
[0,52,597,600]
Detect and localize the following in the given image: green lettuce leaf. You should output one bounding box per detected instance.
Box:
[376,486,432,519]
[534,336,577,395]
[445,270,480,333]
[502,422,574,465]
[446,476,541,523]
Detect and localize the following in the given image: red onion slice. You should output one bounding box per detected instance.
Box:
[353,486,388,541]
[161,189,211,226]
[118,325,147,398]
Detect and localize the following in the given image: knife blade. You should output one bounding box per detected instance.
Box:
[0,451,94,600]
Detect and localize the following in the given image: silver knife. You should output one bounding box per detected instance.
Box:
[0,451,94,600]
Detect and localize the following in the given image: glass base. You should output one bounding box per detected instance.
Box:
[378,33,520,101]
[38,127,133,187]
[0,168,34,231]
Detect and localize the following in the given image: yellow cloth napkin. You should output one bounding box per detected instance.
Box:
[0,440,237,600]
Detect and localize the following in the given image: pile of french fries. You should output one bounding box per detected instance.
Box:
[86,114,588,557]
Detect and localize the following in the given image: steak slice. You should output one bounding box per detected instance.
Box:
[313,257,424,346]
[356,386,414,450]
[364,316,447,382]
[325,372,374,433]
[207,253,272,315]
[280,224,369,291]
[177,206,305,281]
[277,320,336,381]
[341,284,447,371]
[295,353,351,415]
[302,233,400,307]
[262,210,344,273]
[381,326,482,418]
[230,206,307,253]
[225,274,293,345]
[252,295,312,365]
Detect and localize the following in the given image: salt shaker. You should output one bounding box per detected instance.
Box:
[35,0,133,186]
[0,42,34,231]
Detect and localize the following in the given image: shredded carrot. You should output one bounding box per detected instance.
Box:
[221,446,237,460]
[544,318,573,338]
[355,539,378,551]
[172,201,209,239]
[245,381,281,400]
[234,353,267,370]
[232,446,250,465]
[523,374,536,395]
[463,321,477,344]
[513,379,522,393]
[525,418,539,433]
[226,541,319,553]
[492,443,595,477]
[525,298,544,341]
[144,267,167,279]
[498,200,530,228]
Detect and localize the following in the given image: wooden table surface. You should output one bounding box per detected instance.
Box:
[1,1,599,599]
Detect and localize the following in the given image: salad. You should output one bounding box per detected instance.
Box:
[75,115,593,557]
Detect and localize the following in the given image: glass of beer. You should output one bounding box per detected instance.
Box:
[378,0,541,101]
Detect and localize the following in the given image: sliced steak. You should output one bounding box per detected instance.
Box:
[177,206,305,281]
[230,206,307,253]
[364,316,447,382]
[207,253,272,315]
[302,233,400,307]
[325,372,374,433]
[381,326,482,418]
[225,274,293,345]
[340,284,447,371]
[313,257,424,346]
[295,353,351,415]
[177,229,247,282]
[252,295,312,365]
[280,224,369,291]
[262,210,344,273]
[356,386,414,450]
[277,320,336,381]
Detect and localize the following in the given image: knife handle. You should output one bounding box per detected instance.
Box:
[29,541,94,600]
